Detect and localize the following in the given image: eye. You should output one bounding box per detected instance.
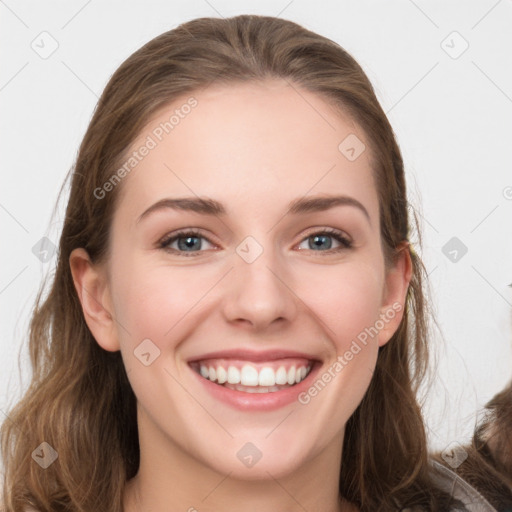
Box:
[296,228,353,254]
[158,227,353,257]
[159,229,216,257]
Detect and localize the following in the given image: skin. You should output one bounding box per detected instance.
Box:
[70,80,412,512]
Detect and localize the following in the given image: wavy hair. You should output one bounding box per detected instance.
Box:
[1,14,464,511]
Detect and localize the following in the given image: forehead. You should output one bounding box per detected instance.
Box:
[114,80,379,225]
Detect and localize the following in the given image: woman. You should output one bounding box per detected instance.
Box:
[0,14,491,511]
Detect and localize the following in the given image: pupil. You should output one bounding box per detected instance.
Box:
[179,236,200,251]
[311,234,331,250]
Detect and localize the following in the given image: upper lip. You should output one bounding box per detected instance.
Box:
[187,349,320,363]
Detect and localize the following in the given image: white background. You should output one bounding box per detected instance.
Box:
[1,0,511,453]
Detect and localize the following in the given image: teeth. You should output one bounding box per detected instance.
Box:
[258,367,275,386]
[275,366,287,385]
[240,365,259,386]
[227,366,241,384]
[287,366,296,385]
[216,366,227,384]
[197,361,312,388]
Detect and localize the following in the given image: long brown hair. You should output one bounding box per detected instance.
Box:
[1,14,464,511]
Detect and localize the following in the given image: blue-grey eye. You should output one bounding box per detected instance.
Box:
[297,230,352,252]
[160,230,214,255]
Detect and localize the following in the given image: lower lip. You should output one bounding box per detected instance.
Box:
[189,361,322,411]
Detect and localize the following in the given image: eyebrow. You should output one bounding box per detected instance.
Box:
[136,194,371,224]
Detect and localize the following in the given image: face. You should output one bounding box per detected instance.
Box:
[71,80,410,481]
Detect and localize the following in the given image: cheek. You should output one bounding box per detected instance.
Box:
[109,253,230,368]
[110,259,203,408]
[112,267,192,339]
[108,254,195,350]
[296,259,384,348]
[292,261,384,438]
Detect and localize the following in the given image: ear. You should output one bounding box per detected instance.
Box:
[69,248,120,352]
[377,242,413,348]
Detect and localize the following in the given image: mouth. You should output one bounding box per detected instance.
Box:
[189,358,313,393]
[187,350,322,411]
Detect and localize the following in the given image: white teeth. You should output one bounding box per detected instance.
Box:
[240,365,259,386]
[258,367,275,386]
[216,366,227,384]
[275,366,288,385]
[296,367,307,383]
[287,366,296,385]
[227,366,241,384]
[197,361,313,389]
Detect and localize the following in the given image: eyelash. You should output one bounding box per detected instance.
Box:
[158,228,353,257]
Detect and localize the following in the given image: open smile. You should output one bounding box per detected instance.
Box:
[187,350,322,410]
[189,358,313,393]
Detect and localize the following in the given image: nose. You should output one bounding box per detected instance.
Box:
[221,239,299,332]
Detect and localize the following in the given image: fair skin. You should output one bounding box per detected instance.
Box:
[70,80,411,512]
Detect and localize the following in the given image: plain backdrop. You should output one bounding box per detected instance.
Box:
[1,0,511,454]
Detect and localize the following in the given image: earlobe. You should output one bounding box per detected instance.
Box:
[377,242,413,347]
[69,248,120,352]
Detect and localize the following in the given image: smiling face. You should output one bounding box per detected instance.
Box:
[71,80,410,484]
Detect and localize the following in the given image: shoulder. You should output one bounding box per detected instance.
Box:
[429,458,498,512]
